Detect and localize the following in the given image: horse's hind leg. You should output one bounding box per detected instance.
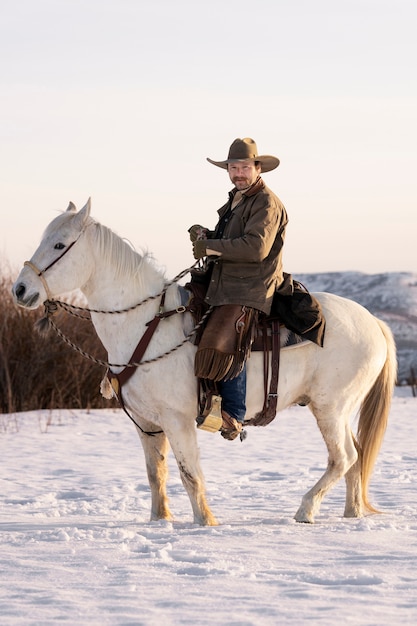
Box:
[138,430,173,522]
[343,436,363,518]
[294,409,359,523]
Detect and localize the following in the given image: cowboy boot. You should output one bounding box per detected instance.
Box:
[220,410,243,441]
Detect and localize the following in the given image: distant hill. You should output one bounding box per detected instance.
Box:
[294,272,417,383]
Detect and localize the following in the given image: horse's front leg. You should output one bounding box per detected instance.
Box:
[138,429,173,522]
[166,419,218,526]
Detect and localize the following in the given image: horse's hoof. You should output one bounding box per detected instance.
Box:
[294,509,315,524]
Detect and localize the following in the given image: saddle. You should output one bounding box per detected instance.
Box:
[185,275,325,427]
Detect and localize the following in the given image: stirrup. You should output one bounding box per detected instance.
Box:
[196,394,223,433]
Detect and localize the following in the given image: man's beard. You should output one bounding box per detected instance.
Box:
[233,178,251,189]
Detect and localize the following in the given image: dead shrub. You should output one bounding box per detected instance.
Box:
[0,270,118,413]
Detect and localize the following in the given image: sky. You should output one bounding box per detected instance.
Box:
[1,0,416,279]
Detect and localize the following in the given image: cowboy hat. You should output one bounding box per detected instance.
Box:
[207,138,280,172]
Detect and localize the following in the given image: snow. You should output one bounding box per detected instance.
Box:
[1,390,416,625]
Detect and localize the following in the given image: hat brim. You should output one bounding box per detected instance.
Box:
[206,155,280,173]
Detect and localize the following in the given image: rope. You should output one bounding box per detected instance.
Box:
[46,306,213,368]
[37,261,211,368]
[49,261,200,318]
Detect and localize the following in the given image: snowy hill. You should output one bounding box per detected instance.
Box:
[294,271,417,382]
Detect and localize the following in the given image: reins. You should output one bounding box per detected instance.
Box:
[23,224,212,436]
[40,292,212,369]
[28,258,212,437]
[33,259,198,321]
[34,261,209,368]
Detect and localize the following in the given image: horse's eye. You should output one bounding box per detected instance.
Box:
[54,242,65,250]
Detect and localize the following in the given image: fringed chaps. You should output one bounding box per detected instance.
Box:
[194,304,257,381]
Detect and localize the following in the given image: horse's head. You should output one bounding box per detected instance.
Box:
[12,199,93,309]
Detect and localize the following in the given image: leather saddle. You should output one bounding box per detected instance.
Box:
[184,282,299,427]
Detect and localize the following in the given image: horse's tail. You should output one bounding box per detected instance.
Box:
[357,319,397,513]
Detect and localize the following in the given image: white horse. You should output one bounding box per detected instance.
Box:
[12,199,397,525]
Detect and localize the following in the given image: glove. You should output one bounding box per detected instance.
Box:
[188,224,208,242]
[192,240,207,259]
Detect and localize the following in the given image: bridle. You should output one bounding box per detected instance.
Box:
[24,235,83,301]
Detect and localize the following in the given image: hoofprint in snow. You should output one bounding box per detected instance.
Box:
[1,390,416,626]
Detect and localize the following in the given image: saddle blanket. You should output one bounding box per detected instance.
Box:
[255,325,307,351]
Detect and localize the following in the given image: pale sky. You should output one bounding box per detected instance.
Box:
[1,0,416,279]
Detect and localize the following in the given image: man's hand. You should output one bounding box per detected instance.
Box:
[188,224,208,242]
[192,240,207,259]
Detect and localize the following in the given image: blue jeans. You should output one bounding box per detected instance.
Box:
[217,364,247,423]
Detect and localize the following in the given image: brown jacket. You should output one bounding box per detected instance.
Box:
[204,177,289,315]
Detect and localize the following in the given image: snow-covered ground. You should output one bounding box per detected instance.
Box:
[1,390,416,625]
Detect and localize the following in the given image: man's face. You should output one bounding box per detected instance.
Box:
[228,160,261,190]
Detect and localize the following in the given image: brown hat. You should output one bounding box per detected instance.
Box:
[207,138,280,172]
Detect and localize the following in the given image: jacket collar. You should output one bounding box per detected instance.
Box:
[218,177,265,218]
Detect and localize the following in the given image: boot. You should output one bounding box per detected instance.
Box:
[220,410,243,441]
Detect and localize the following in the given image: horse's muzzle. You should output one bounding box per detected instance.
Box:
[12,282,40,309]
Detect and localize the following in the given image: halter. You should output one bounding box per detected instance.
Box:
[24,236,82,300]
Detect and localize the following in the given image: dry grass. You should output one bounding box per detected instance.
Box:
[0,271,117,413]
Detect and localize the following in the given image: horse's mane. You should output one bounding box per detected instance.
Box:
[92,221,166,289]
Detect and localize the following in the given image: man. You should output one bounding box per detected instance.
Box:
[189,137,289,441]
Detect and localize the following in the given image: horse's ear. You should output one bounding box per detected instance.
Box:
[66,201,77,212]
[78,197,92,221]
[72,197,91,231]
